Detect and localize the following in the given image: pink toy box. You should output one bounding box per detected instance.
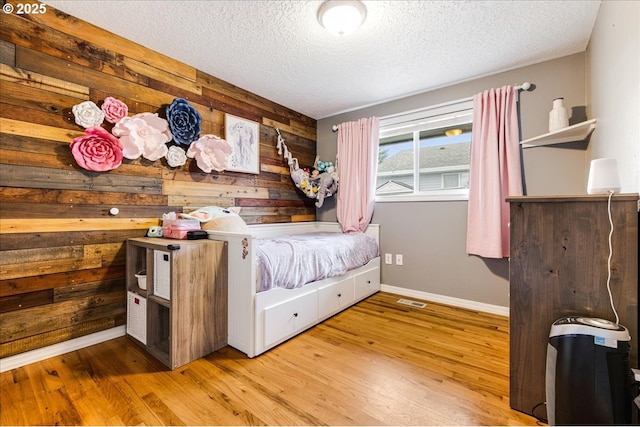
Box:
[162,219,200,239]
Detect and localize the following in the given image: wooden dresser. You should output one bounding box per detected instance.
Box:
[507,194,639,418]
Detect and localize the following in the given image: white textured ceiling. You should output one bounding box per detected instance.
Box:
[46,0,601,119]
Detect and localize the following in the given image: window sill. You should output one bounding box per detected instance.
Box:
[375,192,469,203]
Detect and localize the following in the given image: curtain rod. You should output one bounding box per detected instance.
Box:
[331,82,532,132]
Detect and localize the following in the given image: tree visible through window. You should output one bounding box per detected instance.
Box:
[376,101,473,199]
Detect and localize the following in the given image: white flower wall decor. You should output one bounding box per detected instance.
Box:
[72,101,105,128]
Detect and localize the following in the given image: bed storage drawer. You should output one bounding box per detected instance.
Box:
[318,278,355,320]
[354,268,380,300]
[263,291,318,348]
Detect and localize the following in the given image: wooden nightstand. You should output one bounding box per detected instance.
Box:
[125,237,228,369]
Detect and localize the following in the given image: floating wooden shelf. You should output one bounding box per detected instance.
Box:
[520,118,597,148]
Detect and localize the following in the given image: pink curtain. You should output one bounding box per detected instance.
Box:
[466,86,523,258]
[336,117,380,233]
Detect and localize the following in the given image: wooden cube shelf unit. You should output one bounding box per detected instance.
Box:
[126,237,228,369]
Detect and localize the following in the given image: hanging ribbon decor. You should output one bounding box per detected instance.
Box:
[276,129,338,208]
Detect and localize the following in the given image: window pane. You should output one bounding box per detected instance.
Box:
[376,100,473,201]
[417,124,471,192]
[376,133,414,196]
[442,173,460,188]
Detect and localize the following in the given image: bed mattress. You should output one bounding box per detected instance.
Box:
[255,232,379,292]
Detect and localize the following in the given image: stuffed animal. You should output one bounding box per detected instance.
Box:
[276,128,339,206]
[315,160,334,173]
[314,170,339,207]
[180,206,249,233]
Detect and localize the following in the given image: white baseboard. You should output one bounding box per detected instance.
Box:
[380,284,509,317]
[0,326,126,373]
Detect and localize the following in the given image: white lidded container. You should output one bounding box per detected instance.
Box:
[135,270,147,290]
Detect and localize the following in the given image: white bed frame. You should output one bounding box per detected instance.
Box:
[206,222,380,358]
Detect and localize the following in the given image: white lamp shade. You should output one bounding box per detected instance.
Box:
[587,158,621,194]
[318,0,367,36]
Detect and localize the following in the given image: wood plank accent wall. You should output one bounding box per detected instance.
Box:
[0,1,317,358]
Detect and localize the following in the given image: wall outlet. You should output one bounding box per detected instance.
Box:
[395,254,403,266]
[384,253,393,264]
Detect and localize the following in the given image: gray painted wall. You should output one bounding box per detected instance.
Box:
[317,1,638,308]
[317,54,587,308]
[586,0,640,193]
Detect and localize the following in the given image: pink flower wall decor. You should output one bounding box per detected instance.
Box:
[186,134,232,173]
[101,96,129,123]
[72,100,105,128]
[112,112,172,161]
[70,126,123,172]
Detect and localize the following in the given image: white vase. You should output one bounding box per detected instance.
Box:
[548,98,569,132]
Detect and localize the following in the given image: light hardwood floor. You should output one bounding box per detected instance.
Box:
[1,292,542,425]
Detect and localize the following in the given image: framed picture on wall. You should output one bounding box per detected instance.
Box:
[224,113,260,174]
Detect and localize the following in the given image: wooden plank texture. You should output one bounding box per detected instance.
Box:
[0,63,90,99]
[0,266,126,297]
[0,0,317,358]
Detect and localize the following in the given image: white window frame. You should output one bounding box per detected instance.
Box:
[376,99,473,203]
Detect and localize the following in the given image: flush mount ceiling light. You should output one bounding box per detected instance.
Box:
[318,0,367,36]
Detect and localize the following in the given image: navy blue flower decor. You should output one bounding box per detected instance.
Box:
[166,98,202,146]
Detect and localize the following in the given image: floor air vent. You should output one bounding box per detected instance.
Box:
[397,298,427,308]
